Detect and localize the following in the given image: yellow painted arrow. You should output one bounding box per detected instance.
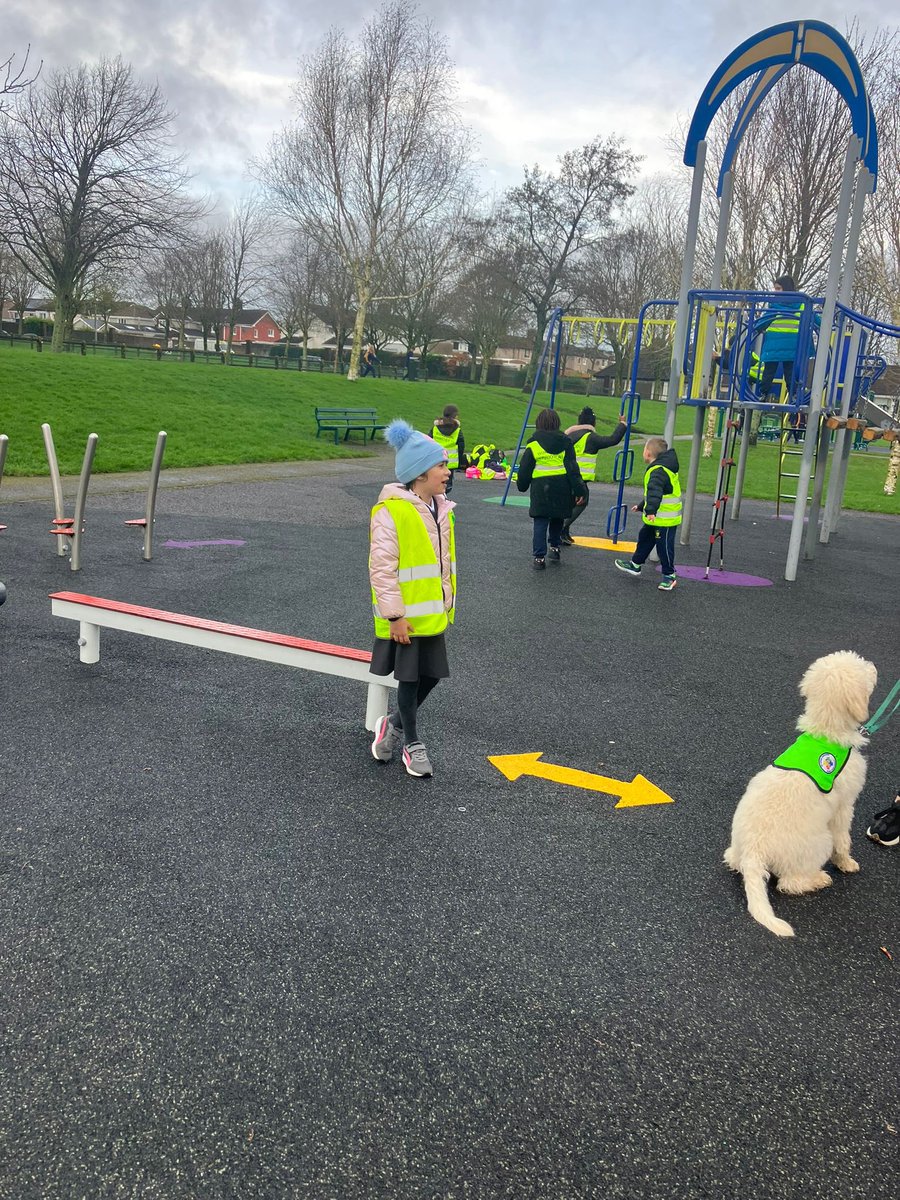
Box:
[488,752,674,808]
[571,535,638,552]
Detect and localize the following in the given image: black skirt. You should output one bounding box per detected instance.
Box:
[370,632,450,682]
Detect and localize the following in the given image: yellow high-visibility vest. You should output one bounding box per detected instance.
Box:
[525,440,566,478]
[431,425,461,469]
[370,498,456,638]
[643,464,682,527]
[572,433,597,481]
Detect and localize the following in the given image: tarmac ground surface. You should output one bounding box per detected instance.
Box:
[1,454,898,1199]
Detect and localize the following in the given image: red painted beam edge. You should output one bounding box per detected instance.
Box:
[50,591,373,664]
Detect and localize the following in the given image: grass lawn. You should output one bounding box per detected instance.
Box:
[0,349,896,515]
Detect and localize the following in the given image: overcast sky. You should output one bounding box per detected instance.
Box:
[3,1,893,213]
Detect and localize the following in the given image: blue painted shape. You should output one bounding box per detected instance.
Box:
[686,21,877,184]
[163,539,247,549]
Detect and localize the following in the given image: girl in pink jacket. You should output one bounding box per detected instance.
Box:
[369,420,456,778]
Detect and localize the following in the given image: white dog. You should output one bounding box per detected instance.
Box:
[725,650,877,938]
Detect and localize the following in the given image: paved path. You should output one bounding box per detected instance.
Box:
[1,463,897,1199]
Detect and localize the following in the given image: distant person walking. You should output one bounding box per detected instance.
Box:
[361,343,379,377]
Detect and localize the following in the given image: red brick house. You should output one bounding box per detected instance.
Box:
[221,309,284,345]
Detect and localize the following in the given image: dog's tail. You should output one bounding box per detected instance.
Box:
[741,860,795,938]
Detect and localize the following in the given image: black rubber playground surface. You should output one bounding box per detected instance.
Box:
[1,456,897,1199]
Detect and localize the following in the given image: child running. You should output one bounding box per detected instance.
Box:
[614,436,682,591]
[369,419,456,778]
[431,404,466,496]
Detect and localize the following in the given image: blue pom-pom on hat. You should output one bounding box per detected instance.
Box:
[383,418,447,482]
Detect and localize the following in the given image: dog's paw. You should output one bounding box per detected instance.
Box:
[833,855,860,873]
[778,871,832,894]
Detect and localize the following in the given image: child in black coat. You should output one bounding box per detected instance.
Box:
[516,408,586,569]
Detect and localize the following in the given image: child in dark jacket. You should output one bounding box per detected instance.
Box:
[516,408,586,569]
[614,437,682,592]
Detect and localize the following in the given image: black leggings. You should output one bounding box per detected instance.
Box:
[390,676,440,744]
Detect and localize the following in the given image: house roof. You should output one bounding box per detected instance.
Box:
[230,309,276,326]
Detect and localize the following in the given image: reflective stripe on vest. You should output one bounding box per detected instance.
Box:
[772,733,851,794]
[573,433,597,481]
[526,440,566,478]
[370,498,456,638]
[766,303,804,335]
[643,463,682,526]
[431,425,461,469]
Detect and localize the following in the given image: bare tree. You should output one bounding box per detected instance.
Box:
[5,255,37,334]
[222,195,268,356]
[502,136,640,388]
[317,248,356,372]
[862,36,900,333]
[384,218,464,363]
[0,45,40,113]
[141,243,197,346]
[695,24,898,293]
[451,215,524,384]
[0,56,201,351]
[260,1,469,379]
[572,179,685,392]
[82,271,123,343]
[267,231,324,365]
[191,235,227,352]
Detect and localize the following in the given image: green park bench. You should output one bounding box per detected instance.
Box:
[314,407,386,445]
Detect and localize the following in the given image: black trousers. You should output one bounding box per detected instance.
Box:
[632,523,676,575]
[759,359,793,397]
[563,485,589,532]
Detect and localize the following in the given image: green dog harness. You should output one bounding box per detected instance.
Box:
[772,733,851,793]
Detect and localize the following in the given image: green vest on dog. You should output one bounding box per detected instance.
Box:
[772,733,851,793]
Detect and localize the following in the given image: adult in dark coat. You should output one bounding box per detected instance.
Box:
[516,407,586,568]
[561,405,628,543]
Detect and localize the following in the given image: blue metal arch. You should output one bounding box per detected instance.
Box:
[686,20,878,187]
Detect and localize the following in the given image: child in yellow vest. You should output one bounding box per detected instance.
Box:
[369,420,455,778]
[431,405,466,495]
[614,437,682,591]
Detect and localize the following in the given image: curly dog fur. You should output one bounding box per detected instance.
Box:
[725,650,877,937]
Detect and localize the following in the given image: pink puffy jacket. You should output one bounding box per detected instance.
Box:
[369,483,456,622]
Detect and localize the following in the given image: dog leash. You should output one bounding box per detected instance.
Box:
[861,679,900,737]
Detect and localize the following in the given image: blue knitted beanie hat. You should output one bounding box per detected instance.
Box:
[384,419,447,483]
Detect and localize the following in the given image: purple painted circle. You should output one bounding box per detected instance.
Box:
[658,564,773,587]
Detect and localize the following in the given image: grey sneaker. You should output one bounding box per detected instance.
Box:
[371,713,402,762]
[614,559,641,575]
[402,741,433,778]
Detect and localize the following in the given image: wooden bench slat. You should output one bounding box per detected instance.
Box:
[49,591,372,664]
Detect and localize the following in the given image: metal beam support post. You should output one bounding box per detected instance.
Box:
[41,422,68,557]
[805,161,871,558]
[69,433,98,572]
[680,406,706,544]
[820,320,863,543]
[785,136,860,581]
[819,167,875,544]
[142,431,167,561]
[665,140,706,446]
